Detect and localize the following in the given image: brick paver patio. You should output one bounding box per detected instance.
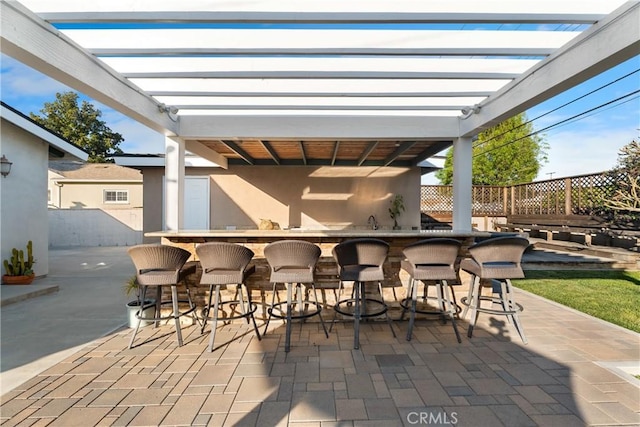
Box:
[1,287,639,426]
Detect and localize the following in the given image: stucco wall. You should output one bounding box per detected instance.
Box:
[141,165,422,241]
[0,119,49,276]
[50,182,143,209]
[49,208,143,247]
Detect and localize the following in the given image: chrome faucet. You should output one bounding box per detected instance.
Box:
[368,215,379,230]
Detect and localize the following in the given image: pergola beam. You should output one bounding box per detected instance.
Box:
[22,0,619,24]
[460,1,640,136]
[0,1,178,136]
[178,115,460,140]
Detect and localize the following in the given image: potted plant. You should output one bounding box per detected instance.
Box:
[389,194,405,230]
[2,241,36,285]
[124,275,155,328]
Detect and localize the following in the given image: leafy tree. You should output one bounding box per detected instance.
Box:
[436,113,547,185]
[578,140,639,228]
[605,140,640,213]
[30,92,124,162]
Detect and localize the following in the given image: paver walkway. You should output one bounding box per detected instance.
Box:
[1,288,638,426]
[1,245,638,426]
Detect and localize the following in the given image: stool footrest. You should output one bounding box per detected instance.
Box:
[135,299,197,322]
[201,300,258,322]
[399,297,452,316]
[460,296,523,315]
[267,300,323,320]
[334,298,388,318]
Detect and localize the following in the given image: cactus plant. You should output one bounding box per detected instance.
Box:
[3,240,35,276]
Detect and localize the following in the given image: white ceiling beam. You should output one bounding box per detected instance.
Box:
[0,1,178,136]
[178,115,459,140]
[178,110,460,117]
[62,29,577,57]
[154,96,485,110]
[460,1,640,136]
[130,78,507,96]
[184,140,228,169]
[101,57,539,79]
[20,0,625,23]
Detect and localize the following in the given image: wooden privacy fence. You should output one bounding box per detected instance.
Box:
[421,171,619,216]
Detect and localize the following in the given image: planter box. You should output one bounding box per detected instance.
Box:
[2,274,35,285]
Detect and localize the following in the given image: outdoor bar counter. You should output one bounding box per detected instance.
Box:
[145,229,509,302]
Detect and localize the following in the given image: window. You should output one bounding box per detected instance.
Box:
[104,190,129,204]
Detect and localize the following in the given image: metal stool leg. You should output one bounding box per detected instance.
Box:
[154,287,162,328]
[312,284,329,338]
[353,281,362,350]
[462,276,475,319]
[128,285,147,349]
[407,278,417,341]
[207,285,221,352]
[378,282,396,338]
[442,280,462,343]
[330,280,346,332]
[171,284,184,347]
[467,276,481,338]
[285,283,293,353]
[202,284,214,334]
[246,285,262,341]
[263,282,278,335]
[505,279,527,344]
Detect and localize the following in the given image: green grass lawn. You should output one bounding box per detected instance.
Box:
[513,270,640,333]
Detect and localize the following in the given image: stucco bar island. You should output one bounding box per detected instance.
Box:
[145,229,504,304]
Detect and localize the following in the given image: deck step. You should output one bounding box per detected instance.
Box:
[522,239,640,270]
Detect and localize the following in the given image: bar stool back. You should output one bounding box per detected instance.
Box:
[196,242,260,352]
[263,240,329,352]
[127,244,197,348]
[460,236,529,344]
[400,238,462,342]
[332,238,396,349]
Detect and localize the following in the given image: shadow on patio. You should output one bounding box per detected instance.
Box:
[2,280,638,426]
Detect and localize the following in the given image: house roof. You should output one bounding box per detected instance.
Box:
[2,1,638,168]
[0,102,89,161]
[49,160,142,181]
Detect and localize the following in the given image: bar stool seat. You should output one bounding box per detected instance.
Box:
[460,236,529,344]
[263,240,329,352]
[399,238,462,343]
[331,238,396,350]
[196,242,261,352]
[127,244,198,348]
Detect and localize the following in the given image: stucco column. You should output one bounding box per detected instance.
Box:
[452,136,473,231]
[164,136,185,230]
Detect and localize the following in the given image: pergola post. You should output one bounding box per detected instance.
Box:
[164,136,185,231]
[452,136,473,231]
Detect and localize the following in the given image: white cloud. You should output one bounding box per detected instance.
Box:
[536,127,635,180]
[1,55,69,101]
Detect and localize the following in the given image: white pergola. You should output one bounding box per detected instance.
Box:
[2,0,639,231]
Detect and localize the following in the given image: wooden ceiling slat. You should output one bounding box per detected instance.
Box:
[197,139,452,167]
[259,140,280,164]
[357,142,379,166]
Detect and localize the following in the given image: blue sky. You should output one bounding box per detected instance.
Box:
[1,53,638,183]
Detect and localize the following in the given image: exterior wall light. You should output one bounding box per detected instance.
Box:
[0,154,12,177]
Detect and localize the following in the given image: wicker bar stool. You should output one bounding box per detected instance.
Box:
[127,244,198,348]
[399,238,462,343]
[263,240,329,352]
[331,238,396,350]
[196,242,261,352]
[460,236,529,344]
